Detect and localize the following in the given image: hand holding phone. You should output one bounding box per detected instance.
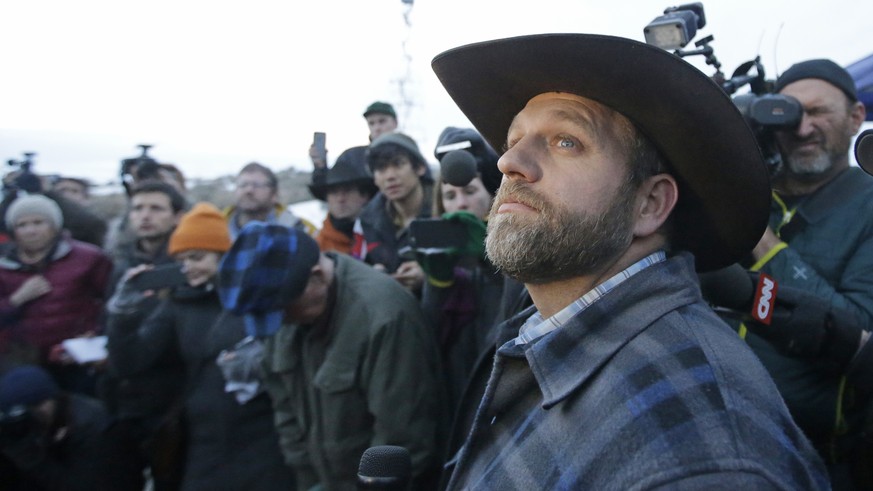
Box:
[409,218,468,250]
[311,132,327,168]
[129,263,187,291]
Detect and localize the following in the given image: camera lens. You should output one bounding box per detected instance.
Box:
[0,405,35,442]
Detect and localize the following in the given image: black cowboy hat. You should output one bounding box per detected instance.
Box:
[308,146,378,201]
[431,33,770,272]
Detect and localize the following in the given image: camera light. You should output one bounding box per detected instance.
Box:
[644,10,699,51]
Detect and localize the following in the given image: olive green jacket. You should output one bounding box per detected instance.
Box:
[262,253,443,491]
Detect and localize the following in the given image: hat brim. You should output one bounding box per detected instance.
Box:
[431,33,770,271]
[308,178,378,202]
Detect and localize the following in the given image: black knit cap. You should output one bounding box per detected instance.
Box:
[775,59,858,101]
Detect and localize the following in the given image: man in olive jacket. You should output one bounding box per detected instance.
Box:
[218,223,443,491]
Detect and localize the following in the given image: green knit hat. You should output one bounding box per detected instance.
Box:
[363,101,396,119]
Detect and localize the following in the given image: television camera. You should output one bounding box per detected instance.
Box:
[0,405,37,446]
[120,144,160,194]
[644,3,803,169]
[4,152,42,195]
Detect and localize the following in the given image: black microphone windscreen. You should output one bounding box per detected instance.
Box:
[697,263,756,313]
[440,150,478,187]
[856,129,873,176]
[358,445,410,490]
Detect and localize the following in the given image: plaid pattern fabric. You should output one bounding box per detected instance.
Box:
[218,222,319,338]
[515,251,665,345]
[447,253,829,490]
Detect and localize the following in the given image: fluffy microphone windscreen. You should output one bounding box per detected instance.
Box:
[440,150,479,187]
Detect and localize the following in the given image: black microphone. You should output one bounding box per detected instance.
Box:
[697,263,755,314]
[698,265,851,360]
[700,264,814,328]
[439,150,478,187]
[357,445,411,491]
[856,129,873,176]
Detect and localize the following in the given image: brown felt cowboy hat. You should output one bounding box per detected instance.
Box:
[431,33,771,272]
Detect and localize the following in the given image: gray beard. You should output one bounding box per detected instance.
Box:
[485,183,635,284]
[785,149,833,179]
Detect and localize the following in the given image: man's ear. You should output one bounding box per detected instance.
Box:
[632,173,678,238]
[850,100,867,135]
[415,162,427,177]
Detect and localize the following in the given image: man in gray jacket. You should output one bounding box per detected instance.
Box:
[218,222,443,491]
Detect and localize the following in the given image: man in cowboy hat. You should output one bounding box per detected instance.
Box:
[308,147,378,254]
[431,33,828,489]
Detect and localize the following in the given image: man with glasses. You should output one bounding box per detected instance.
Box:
[223,162,315,239]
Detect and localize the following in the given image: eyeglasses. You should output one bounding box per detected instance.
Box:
[236,181,272,190]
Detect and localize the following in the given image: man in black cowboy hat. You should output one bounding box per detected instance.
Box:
[308,147,377,254]
[431,33,828,489]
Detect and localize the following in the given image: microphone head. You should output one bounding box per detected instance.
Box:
[358,445,411,480]
[697,263,756,312]
[439,150,479,187]
[856,129,873,176]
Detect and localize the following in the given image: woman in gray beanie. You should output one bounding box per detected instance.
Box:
[0,194,113,394]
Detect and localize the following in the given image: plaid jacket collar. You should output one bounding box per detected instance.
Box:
[499,252,700,409]
[513,251,666,345]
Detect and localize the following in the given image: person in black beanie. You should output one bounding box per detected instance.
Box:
[0,365,141,491]
[713,58,872,490]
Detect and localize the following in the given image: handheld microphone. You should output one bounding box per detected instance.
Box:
[439,150,478,187]
[697,263,755,314]
[698,265,858,362]
[357,445,411,491]
[856,129,873,176]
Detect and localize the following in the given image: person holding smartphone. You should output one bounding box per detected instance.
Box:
[106,203,295,491]
[413,128,506,419]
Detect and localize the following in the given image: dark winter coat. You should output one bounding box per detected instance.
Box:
[355,184,433,274]
[263,253,443,491]
[0,393,142,491]
[108,283,294,491]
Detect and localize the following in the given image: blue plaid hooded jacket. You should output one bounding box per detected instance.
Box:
[446,253,829,490]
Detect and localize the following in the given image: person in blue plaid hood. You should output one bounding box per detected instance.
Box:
[430,34,830,489]
[218,222,444,491]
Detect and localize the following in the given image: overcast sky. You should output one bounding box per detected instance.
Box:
[2,0,871,187]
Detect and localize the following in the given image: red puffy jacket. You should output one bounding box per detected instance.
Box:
[0,237,112,361]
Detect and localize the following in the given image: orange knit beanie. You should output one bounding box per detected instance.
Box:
[168,202,232,255]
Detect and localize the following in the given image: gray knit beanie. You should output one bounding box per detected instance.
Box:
[5,194,64,230]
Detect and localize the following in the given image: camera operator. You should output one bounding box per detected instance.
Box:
[729,59,871,489]
[0,365,140,491]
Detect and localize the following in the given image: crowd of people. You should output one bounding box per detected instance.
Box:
[0,31,871,491]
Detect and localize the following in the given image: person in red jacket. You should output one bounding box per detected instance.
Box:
[0,194,112,394]
[308,147,377,254]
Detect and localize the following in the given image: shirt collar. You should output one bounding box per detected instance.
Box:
[513,251,666,346]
